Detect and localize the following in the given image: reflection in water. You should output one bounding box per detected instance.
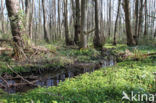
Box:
[0,59,115,93]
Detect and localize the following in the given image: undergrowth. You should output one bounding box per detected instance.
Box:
[0,57,155,103]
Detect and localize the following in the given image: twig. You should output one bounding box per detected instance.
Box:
[84,28,96,35]
[0,83,5,88]
[0,47,13,51]
[0,76,9,87]
[7,64,36,86]
[8,80,38,87]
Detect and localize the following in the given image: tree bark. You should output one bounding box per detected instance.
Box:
[138,0,143,38]
[123,0,135,46]
[28,0,34,40]
[80,0,87,48]
[57,0,61,39]
[108,0,112,38]
[64,0,70,45]
[144,0,147,36]
[74,0,80,45]
[113,0,121,45]
[134,0,139,45]
[1,0,5,33]
[25,0,30,34]
[6,0,25,58]
[93,0,103,50]
[42,0,49,43]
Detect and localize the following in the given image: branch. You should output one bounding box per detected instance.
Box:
[0,76,9,87]
[7,64,36,86]
[84,28,96,35]
[0,47,13,51]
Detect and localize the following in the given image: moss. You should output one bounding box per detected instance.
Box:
[104,44,156,54]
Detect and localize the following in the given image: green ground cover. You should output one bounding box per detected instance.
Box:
[0,44,155,103]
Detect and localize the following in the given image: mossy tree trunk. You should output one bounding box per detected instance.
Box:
[6,0,26,59]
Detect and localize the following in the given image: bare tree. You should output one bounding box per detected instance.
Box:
[74,0,80,45]
[0,0,5,33]
[42,0,49,43]
[29,0,34,39]
[80,0,87,48]
[25,0,30,33]
[134,0,139,44]
[144,0,147,36]
[113,0,121,45]
[123,0,135,46]
[138,0,143,38]
[93,0,103,50]
[108,0,112,38]
[64,0,70,45]
[57,0,61,39]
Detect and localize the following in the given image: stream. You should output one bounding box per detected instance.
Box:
[0,58,116,94]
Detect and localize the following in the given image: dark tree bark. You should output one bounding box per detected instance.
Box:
[134,0,139,45]
[113,0,121,45]
[64,0,70,45]
[138,0,144,38]
[6,0,25,58]
[25,0,30,33]
[57,0,61,39]
[93,0,103,50]
[123,0,135,46]
[74,0,80,45]
[108,0,112,38]
[42,0,49,43]
[144,0,147,36]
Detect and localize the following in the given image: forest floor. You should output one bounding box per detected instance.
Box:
[0,43,156,103]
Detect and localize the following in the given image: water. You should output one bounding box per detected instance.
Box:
[0,59,116,94]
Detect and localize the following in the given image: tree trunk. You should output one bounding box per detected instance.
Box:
[144,0,147,36]
[134,0,139,45]
[1,0,5,33]
[42,0,49,43]
[93,0,103,50]
[80,0,87,48]
[64,0,70,45]
[123,0,135,46]
[6,0,25,59]
[74,0,80,45]
[57,0,61,39]
[25,0,30,34]
[108,0,112,38]
[113,0,121,45]
[138,0,143,38]
[38,0,41,37]
[28,0,34,40]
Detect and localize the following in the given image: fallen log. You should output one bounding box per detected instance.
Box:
[0,47,13,51]
[7,80,38,87]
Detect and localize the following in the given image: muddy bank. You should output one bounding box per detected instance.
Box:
[0,57,116,94]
